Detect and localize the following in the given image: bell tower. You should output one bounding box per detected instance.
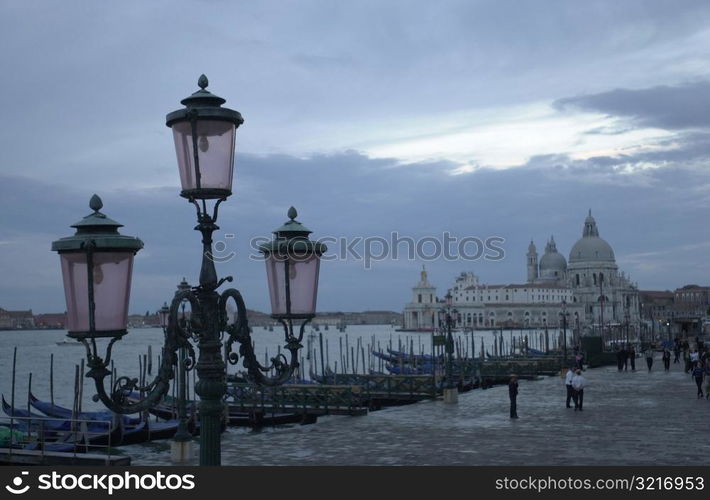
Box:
[527,239,538,283]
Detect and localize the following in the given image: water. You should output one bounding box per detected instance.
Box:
[0,325,566,412]
[0,324,567,464]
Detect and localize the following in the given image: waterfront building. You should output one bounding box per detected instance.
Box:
[0,308,35,329]
[403,211,641,335]
[402,266,439,330]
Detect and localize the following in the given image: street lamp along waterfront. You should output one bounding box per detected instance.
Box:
[438,292,459,404]
[559,299,569,370]
[52,76,325,466]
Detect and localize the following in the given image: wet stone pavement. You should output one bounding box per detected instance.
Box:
[130,355,710,466]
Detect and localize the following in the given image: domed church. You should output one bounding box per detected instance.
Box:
[403,211,640,336]
[527,210,639,334]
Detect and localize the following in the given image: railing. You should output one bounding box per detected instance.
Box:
[228,383,368,415]
[0,414,121,464]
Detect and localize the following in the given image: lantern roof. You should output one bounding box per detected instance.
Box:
[51,195,144,253]
[259,207,327,255]
[165,74,244,128]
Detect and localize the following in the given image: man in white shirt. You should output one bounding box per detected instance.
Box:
[571,369,587,411]
[564,366,575,408]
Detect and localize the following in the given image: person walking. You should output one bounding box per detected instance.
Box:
[629,346,636,371]
[621,346,629,372]
[571,369,586,411]
[662,349,671,371]
[691,361,705,399]
[564,366,575,408]
[644,345,654,372]
[616,347,624,372]
[508,374,519,418]
[575,352,584,371]
[690,349,700,366]
[684,349,692,373]
[703,359,710,400]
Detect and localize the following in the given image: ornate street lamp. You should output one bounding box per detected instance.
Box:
[52,194,143,339]
[52,76,324,466]
[559,300,569,369]
[438,292,458,404]
[158,302,170,329]
[165,74,243,200]
[251,208,326,382]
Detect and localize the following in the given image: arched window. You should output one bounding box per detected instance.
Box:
[576,274,580,286]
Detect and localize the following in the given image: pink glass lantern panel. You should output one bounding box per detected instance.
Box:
[172,120,236,193]
[158,309,169,328]
[60,251,135,332]
[265,254,321,316]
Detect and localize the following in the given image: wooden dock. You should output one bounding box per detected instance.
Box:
[0,448,130,466]
[228,384,370,417]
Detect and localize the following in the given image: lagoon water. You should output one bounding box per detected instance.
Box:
[0,325,564,413]
[1,324,583,466]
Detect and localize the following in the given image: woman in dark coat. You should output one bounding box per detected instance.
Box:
[692,361,705,399]
[662,349,671,371]
[508,375,519,419]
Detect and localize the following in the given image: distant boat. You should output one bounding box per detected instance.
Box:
[56,340,81,346]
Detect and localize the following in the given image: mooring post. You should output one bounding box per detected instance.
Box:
[50,353,55,408]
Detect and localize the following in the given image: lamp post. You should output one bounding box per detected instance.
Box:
[157,299,192,462]
[52,76,325,466]
[624,300,631,348]
[438,292,458,404]
[559,300,569,368]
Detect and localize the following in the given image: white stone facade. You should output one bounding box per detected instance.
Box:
[403,211,640,334]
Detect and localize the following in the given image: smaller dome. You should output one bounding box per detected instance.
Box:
[539,252,567,271]
[539,236,567,272]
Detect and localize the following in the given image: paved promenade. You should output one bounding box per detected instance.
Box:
[131,354,710,465]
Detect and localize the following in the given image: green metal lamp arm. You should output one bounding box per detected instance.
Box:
[82,290,198,414]
[221,288,308,386]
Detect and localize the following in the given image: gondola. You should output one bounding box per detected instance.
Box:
[25,393,181,443]
[2,396,122,450]
[29,392,141,426]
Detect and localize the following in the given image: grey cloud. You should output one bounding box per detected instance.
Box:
[2,143,710,314]
[555,81,710,130]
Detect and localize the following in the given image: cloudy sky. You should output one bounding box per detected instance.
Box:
[1,0,710,315]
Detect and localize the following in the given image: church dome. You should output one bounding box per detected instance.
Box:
[539,236,567,275]
[539,251,567,271]
[568,211,615,263]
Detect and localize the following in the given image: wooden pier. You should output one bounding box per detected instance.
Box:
[229,357,570,417]
[0,448,130,466]
[228,384,370,417]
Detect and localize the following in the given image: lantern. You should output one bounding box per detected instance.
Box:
[165,75,244,200]
[158,302,170,329]
[260,207,326,319]
[51,195,143,338]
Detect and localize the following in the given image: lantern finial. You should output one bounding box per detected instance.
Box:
[89,194,103,213]
[198,74,209,90]
[287,206,297,221]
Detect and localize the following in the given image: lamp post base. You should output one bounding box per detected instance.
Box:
[443,387,459,404]
[171,440,194,464]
